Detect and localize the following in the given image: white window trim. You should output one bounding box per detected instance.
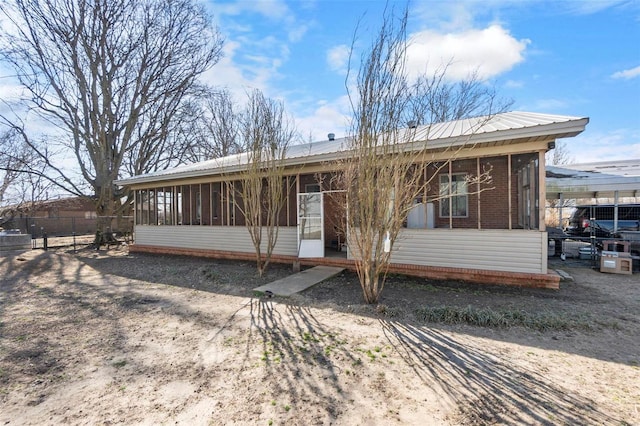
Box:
[439,173,469,218]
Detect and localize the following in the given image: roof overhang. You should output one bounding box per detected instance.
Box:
[546,164,640,199]
[117,111,589,188]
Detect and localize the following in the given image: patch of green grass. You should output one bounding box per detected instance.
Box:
[366,349,376,361]
[260,349,282,364]
[414,305,595,331]
[112,360,127,368]
[302,332,319,343]
[284,405,291,412]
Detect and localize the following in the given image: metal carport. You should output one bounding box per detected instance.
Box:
[547,159,640,232]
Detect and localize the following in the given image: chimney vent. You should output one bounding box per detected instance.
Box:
[408,120,417,129]
[328,133,335,141]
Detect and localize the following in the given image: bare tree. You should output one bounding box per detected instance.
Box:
[179,88,243,163]
[341,6,496,304]
[0,128,48,206]
[0,129,24,206]
[546,140,574,167]
[419,66,513,124]
[0,0,223,243]
[545,140,575,228]
[236,90,296,277]
[0,127,53,228]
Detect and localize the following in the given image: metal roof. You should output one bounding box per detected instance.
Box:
[117,111,589,186]
[557,159,640,177]
[547,162,640,199]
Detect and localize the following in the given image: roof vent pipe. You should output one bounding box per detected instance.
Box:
[328,133,335,141]
[408,120,417,129]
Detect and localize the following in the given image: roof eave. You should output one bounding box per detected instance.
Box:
[116,116,590,187]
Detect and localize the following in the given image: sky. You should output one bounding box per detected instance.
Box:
[203,0,640,164]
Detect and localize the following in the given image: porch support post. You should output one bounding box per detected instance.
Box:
[133,189,137,226]
[538,150,546,232]
[559,192,564,229]
[477,157,481,230]
[614,190,619,233]
[226,182,230,226]
[508,154,512,230]
[424,166,428,227]
[286,176,290,227]
[449,161,453,229]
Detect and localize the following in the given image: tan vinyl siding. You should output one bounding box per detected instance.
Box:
[349,229,547,274]
[135,226,298,256]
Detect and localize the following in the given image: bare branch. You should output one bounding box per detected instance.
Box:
[0,0,223,238]
[235,89,297,276]
[340,5,503,304]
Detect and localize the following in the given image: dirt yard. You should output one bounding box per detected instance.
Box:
[1,247,638,425]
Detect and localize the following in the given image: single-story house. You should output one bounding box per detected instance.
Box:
[116,111,589,289]
[1,196,98,236]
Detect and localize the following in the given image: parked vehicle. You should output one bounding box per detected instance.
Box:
[565,204,640,238]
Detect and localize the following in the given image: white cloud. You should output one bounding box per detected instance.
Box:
[530,98,569,111]
[611,65,640,80]
[504,79,524,89]
[0,78,23,103]
[294,96,352,142]
[288,22,309,42]
[213,0,307,43]
[405,24,529,81]
[326,44,350,74]
[214,0,290,20]
[199,40,270,101]
[564,129,640,163]
[563,0,631,15]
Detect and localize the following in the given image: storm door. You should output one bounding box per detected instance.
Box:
[297,192,324,258]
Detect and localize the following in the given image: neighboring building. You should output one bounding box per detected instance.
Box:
[116,111,589,289]
[1,196,99,236]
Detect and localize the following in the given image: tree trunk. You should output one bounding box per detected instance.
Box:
[94,185,116,248]
[359,260,381,304]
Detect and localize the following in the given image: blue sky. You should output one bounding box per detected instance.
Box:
[204,0,640,164]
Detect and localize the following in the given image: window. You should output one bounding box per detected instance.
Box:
[439,174,468,217]
[305,183,321,193]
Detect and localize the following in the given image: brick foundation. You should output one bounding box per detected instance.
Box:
[130,244,560,290]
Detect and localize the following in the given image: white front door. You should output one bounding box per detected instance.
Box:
[297,192,324,258]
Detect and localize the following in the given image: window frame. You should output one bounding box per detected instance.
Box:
[439,173,469,218]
